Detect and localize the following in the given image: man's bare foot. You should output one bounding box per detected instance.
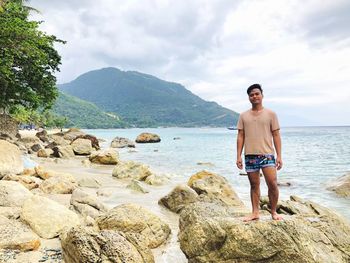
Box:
[271,213,283,221]
[243,214,260,222]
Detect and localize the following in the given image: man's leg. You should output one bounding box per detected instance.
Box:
[244,171,261,222]
[262,166,282,220]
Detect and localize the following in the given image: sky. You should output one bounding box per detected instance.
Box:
[30,0,350,126]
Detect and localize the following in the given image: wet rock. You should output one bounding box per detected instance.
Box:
[89,149,119,165]
[135,133,161,143]
[97,203,171,248]
[111,136,135,148]
[31,143,43,152]
[144,174,168,185]
[327,172,350,197]
[36,130,49,143]
[39,175,77,194]
[126,180,149,193]
[112,160,152,181]
[159,184,198,213]
[78,177,101,188]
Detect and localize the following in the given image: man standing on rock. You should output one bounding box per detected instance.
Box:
[236,84,283,221]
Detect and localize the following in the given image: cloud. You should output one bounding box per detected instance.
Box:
[30,0,350,126]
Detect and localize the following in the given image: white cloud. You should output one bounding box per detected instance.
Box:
[30,0,350,126]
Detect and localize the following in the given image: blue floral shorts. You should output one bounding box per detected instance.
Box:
[245,154,276,173]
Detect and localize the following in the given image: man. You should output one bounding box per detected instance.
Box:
[236,84,283,221]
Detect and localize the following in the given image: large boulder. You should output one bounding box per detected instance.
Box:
[112,161,152,181]
[52,145,75,158]
[89,149,119,165]
[74,134,100,150]
[71,138,93,155]
[188,170,244,207]
[70,188,108,219]
[0,114,18,138]
[327,172,350,197]
[97,203,171,249]
[0,140,24,177]
[111,137,135,148]
[21,195,80,238]
[37,148,54,158]
[159,184,199,213]
[63,128,85,141]
[0,216,40,251]
[61,226,154,263]
[178,197,350,263]
[135,133,161,143]
[49,134,70,146]
[0,181,33,207]
[35,129,49,143]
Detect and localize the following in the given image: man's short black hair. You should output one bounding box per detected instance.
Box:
[247,84,263,95]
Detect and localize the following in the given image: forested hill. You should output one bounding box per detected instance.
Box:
[59,67,239,127]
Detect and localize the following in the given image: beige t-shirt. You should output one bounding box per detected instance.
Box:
[237,108,280,155]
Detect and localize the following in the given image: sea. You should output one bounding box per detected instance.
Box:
[84,126,350,220]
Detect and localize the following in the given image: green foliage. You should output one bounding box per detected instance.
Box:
[52,92,127,129]
[0,1,64,113]
[60,68,240,127]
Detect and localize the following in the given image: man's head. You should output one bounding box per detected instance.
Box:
[247,84,263,106]
[247,84,263,95]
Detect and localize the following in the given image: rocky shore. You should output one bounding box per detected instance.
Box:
[0,128,349,262]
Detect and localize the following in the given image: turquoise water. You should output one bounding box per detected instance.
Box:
[84,126,350,219]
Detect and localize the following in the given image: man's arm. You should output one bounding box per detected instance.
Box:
[236,129,244,169]
[272,129,282,170]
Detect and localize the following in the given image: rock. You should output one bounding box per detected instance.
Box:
[21,195,80,239]
[61,226,154,263]
[327,172,350,197]
[78,177,101,188]
[35,130,49,143]
[71,138,93,155]
[30,143,43,152]
[188,170,243,207]
[0,216,40,251]
[277,181,292,187]
[34,166,52,179]
[37,148,54,158]
[2,174,42,190]
[0,140,24,177]
[173,137,181,140]
[49,134,70,146]
[179,198,350,263]
[39,175,77,194]
[126,180,149,193]
[52,145,75,158]
[70,188,108,219]
[74,134,100,150]
[63,128,85,141]
[112,160,152,181]
[89,149,119,165]
[97,203,171,248]
[159,184,199,213]
[0,181,33,207]
[144,174,168,185]
[111,137,136,148]
[135,133,161,143]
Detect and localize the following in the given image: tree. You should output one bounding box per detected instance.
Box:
[0,1,65,114]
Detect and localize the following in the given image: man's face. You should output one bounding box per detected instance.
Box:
[248,88,263,105]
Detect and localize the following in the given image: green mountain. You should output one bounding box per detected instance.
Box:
[52,92,126,128]
[59,67,239,127]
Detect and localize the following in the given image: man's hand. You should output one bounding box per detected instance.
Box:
[276,156,283,170]
[236,156,243,170]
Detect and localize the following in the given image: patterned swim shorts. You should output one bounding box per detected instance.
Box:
[245,154,276,173]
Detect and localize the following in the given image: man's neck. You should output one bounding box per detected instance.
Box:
[251,104,264,112]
